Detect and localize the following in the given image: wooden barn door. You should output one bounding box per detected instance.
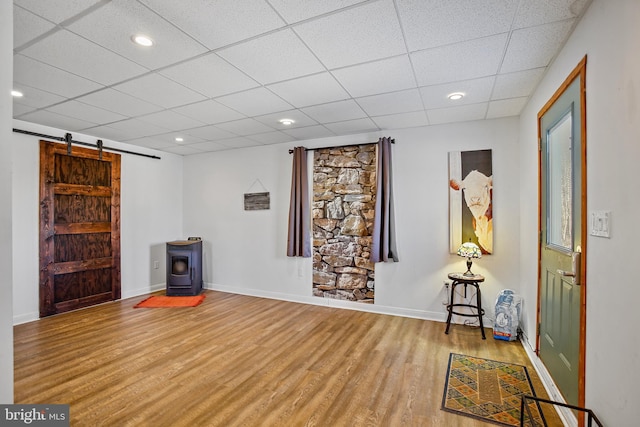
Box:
[39,141,121,317]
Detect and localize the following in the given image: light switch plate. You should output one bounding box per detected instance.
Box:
[590,211,611,238]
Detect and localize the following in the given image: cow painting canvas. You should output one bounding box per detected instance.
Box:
[449,149,493,254]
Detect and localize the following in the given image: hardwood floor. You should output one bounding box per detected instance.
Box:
[14,290,558,426]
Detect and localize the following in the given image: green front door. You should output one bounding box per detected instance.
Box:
[538,59,586,408]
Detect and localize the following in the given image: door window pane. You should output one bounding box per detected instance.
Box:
[547,111,573,250]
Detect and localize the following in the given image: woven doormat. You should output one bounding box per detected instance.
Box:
[134,294,205,308]
[441,353,545,426]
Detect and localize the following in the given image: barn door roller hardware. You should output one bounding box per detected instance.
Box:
[65,132,72,155]
[12,128,161,160]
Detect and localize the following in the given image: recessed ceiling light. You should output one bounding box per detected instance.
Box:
[11,90,23,97]
[132,34,154,47]
[279,119,295,126]
[448,92,465,101]
[175,137,184,142]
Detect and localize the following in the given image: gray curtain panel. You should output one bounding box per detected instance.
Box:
[371,137,399,262]
[286,147,311,257]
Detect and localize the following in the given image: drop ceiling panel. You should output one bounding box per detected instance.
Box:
[13,103,35,117]
[282,125,335,140]
[501,20,575,73]
[427,103,488,125]
[332,55,416,98]
[182,141,228,153]
[294,0,406,69]
[161,144,204,156]
[139,110,206,131]
[492,68,546,100]
[13,6,56,48]
[14,0,104,24]
[217,136,264,149]
[20,109,98,131]
[218,29,325,85]
[486,97,529,119]
[11,86,65,110]
[215,118,276,136]
[81,125,133,142]
[126,135,196,150]
[182,125,236,141]
[14,55,104,98]
[324,118,378,134]
[76,88,164,117]
[113,73,207,109]
[139,0,286,50]
[216,88,293,117]
[267,73,350,108]
[268,0,367,24]
[101,118,170,141]
[419,76,495,109]
[302,100,367,123]
[396,0,518,51]
[372,111,429,129]
[356,89,423,117]
[47,100,128,125]
[183,141,229,153]
[172,100,246,125]
[254,110,318,130]
[411,34,508,86]
[66,0,208,70]
[159,53,259,99]
[21,30,147,85]
[248,131,296,145]
[513,0,588,28]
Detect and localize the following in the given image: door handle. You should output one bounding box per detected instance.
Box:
[556,252,581,285]
[557,269,575,277]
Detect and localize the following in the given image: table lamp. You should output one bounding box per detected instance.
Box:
[457,242,482,276]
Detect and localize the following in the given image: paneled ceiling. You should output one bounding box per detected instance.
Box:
[12,0,591,156]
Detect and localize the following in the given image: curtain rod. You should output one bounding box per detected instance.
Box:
[288,139,394,154]
[12,128,161,160]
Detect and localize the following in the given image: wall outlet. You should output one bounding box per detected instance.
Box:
[153,261,159,269]
[442,282,450,307]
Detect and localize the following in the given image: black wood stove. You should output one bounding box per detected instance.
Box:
[166,238,203,296]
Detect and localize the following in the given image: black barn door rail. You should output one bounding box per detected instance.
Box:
[13,128,161,160]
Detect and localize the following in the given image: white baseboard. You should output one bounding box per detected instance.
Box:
[121,283,166,300]
[520,333,577,427]
[13,283,167,325]
[12,311,39,325]
[205,282,449,322]
[12,282,484,331]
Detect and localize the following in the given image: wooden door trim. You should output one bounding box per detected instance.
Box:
[39,141,121,316]
[536,56,587,411]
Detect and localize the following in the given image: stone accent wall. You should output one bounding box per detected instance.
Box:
[312,145,376,303]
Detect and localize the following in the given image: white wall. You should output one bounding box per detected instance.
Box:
[11,121,184,323]
[0,0,14,404]
[183,117,521,322]
[518,0,640,424]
